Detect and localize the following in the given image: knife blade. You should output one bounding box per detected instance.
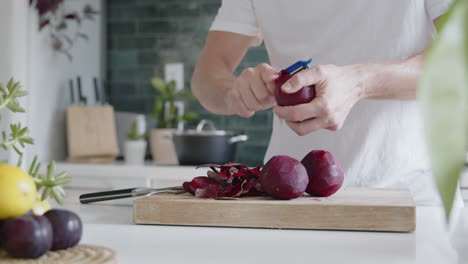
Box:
[79,186,183,204]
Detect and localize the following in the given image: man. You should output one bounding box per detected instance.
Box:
[191,0,462,206]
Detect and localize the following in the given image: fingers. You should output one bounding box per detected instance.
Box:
[237,70,263,112]
[226,83,254,118]
[273,98,329,122]
[257,63,278,95]
[281,66,324,93]
[232,64,278,116]
[248,68,276,108]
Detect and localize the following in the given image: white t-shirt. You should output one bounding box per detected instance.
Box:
[210,0,462,206]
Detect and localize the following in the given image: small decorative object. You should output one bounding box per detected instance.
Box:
[29,0,99,60]
[124,121,147,165]
[149,78,198,165]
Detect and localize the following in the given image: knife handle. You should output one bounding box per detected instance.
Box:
[79,188,139,204]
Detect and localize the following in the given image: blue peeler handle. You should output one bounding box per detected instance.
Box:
[284,58,313,75]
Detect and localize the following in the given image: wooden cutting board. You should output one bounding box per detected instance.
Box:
[133,188,416,232]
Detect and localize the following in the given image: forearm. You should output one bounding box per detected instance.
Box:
[359,52,424,100]
[191,62,236,115]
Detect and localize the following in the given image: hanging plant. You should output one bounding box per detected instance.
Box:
[29,0,99,60]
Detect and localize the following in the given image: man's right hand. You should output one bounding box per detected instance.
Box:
[226,63,279,117]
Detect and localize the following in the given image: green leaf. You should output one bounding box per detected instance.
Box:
[20,137,34,145]
[151,78,167,94]
[6,78,14,91]
[182,112,199,121]
[16,153,23,167]
[18,127,28,137]
[0,84,6,94]
[15,91,28,97]
[127,120,146,140]
[419,0,468,219]
[177,91,196,100]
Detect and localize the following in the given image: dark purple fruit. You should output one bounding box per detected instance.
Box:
[44,209,82,250]
[275,70,316,106]
[0,220,4,248]
[301,150,344,197]
[1,215,52,258]
[259,155,309,200]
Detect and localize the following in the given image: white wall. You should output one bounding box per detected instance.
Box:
[27,0,104,162]
[0,0,103,164]
[0,0,29,163]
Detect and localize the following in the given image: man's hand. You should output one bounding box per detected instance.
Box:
[226,63,279,117]
[274,64,365,136]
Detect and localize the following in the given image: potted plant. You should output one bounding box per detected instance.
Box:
[124,121,147,165]
[420,0,468,256]
[149,78,198,165]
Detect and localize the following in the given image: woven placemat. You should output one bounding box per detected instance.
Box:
[0,244,117,264]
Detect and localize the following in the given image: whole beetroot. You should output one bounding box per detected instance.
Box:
[275,70,315,106]
[259,155,309,200]
[301,150,344,197]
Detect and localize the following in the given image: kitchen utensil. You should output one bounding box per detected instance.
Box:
[172,120,248,165]
[69,79,75,104]
[284,58,312,75]
[134,188,416,232]
[77,76,87,105]
[79,186,183,204]
[94,77,100,105]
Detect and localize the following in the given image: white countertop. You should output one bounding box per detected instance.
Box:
[49,162,468,264]
[57,187,468,264]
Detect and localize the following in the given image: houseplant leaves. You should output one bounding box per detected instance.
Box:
[419,0,468,218]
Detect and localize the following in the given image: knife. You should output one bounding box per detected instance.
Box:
[77,76,87,105]
[69,79,75,105]
[93,77,101,105]
[79,186,183,204]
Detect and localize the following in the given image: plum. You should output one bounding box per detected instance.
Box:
[1,215,52,258]
[301,150,344,197]
[44,209,82,250]
[275,70,316,106]
[0,220,3,248]
[259,155,308,200]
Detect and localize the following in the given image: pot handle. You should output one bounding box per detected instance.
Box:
[229,135,248,144]
[196,119,216,132]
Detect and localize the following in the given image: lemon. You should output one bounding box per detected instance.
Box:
[31,194,52,215]
[0,163,37,219]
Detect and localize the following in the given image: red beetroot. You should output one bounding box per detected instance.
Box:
[301,150,344,197]
[259,155,308,200]
[275,70,315,106]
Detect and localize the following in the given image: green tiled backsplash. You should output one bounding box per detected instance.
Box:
[107,0,271,165]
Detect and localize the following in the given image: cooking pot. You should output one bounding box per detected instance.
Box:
[172,120,248,165]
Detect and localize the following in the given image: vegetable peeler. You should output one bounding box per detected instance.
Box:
[284,58,313,75]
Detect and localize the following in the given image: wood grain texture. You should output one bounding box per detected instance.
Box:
[134,188,416,232]
[0,244,117,264]
[66,105,119,159]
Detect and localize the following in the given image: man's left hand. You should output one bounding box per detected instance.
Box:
[273,64,366,136]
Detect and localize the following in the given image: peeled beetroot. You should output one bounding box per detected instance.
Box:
[301,150,344,197]
[259,155,308,200]
[275,70,315,106]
